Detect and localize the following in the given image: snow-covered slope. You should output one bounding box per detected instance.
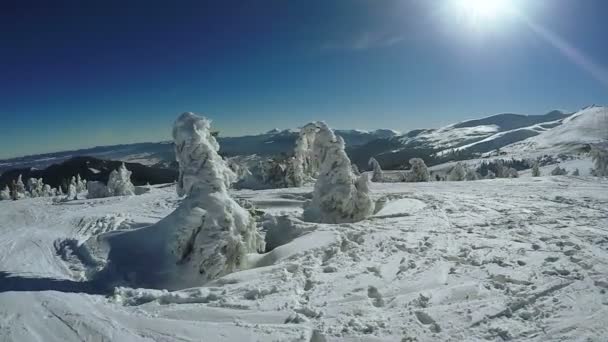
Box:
[398,110,571,152]
[1,177,608,341]
[502,106,608,156]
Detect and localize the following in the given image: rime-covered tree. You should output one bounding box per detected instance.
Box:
[304,122,374,223]
[14,175,27,199]
[76,174,87,193]
[532,161,541,177]
[78,112,265,289]
[368,157,383,182]
[107,163,136,196]
[294,122,321,181]
[448,163,466,181]
[407,158,430,182]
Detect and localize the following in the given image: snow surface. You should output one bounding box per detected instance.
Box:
[1,177,608,341]
[503,106,608,156]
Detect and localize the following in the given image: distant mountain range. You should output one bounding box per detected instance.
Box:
[1,107,606,175]
[0,128,401,173]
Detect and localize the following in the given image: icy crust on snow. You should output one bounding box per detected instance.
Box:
[75,113,264,290]
[303,122,375,223]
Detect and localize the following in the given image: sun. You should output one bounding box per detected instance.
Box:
[451,0,515,26]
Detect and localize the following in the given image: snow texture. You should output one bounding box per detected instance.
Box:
[304,122,375,223]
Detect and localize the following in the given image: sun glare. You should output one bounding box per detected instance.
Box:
[451,0,515,27]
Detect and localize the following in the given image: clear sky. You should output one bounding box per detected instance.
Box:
[1,0,607,158]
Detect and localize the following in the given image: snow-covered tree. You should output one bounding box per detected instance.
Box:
[87,181,109,199]
[0,186,10,200]
[591,146,608,176]
[14,175,27,199]
[285,157,303,188]
[42,184,53,197]
[294,122,321,182]
[551,166,568,176]
[368,157,383,182]
[485,170,496,179]
[531,162,541,177]
[407,158,430,182]
[76,174,87,193]
[66,179,78,201]
[107,163,135,196]
[572,168,580,176]
[170,112,264,279]
[304,122,375,223]
[448,163,466,181]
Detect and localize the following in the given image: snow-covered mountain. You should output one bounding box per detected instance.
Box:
[0,128,400,173]
[500,106,608,156]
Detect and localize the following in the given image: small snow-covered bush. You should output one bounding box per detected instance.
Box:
[407,158,430,182]
[0,186,10,200]
[368,157,383,182]
[304,122,375,223]
[107,163,135,196]
[572,168,580,176]
[551,166,568,176]
[448,163,466,181]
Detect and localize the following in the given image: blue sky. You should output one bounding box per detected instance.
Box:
[1,0,607,158]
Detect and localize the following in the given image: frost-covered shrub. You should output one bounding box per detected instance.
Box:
[0,186,10,200]
[591,147,608,176]
[448,163,466,181]
[107,163,136,196]
[407,158,430,182]
[531,162,541,177]
[368,157,383,182]
[304,122,375,223]
[551,166,568,176]
[87,181,109,199]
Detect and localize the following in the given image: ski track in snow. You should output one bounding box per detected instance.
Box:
[1,178,608,341]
